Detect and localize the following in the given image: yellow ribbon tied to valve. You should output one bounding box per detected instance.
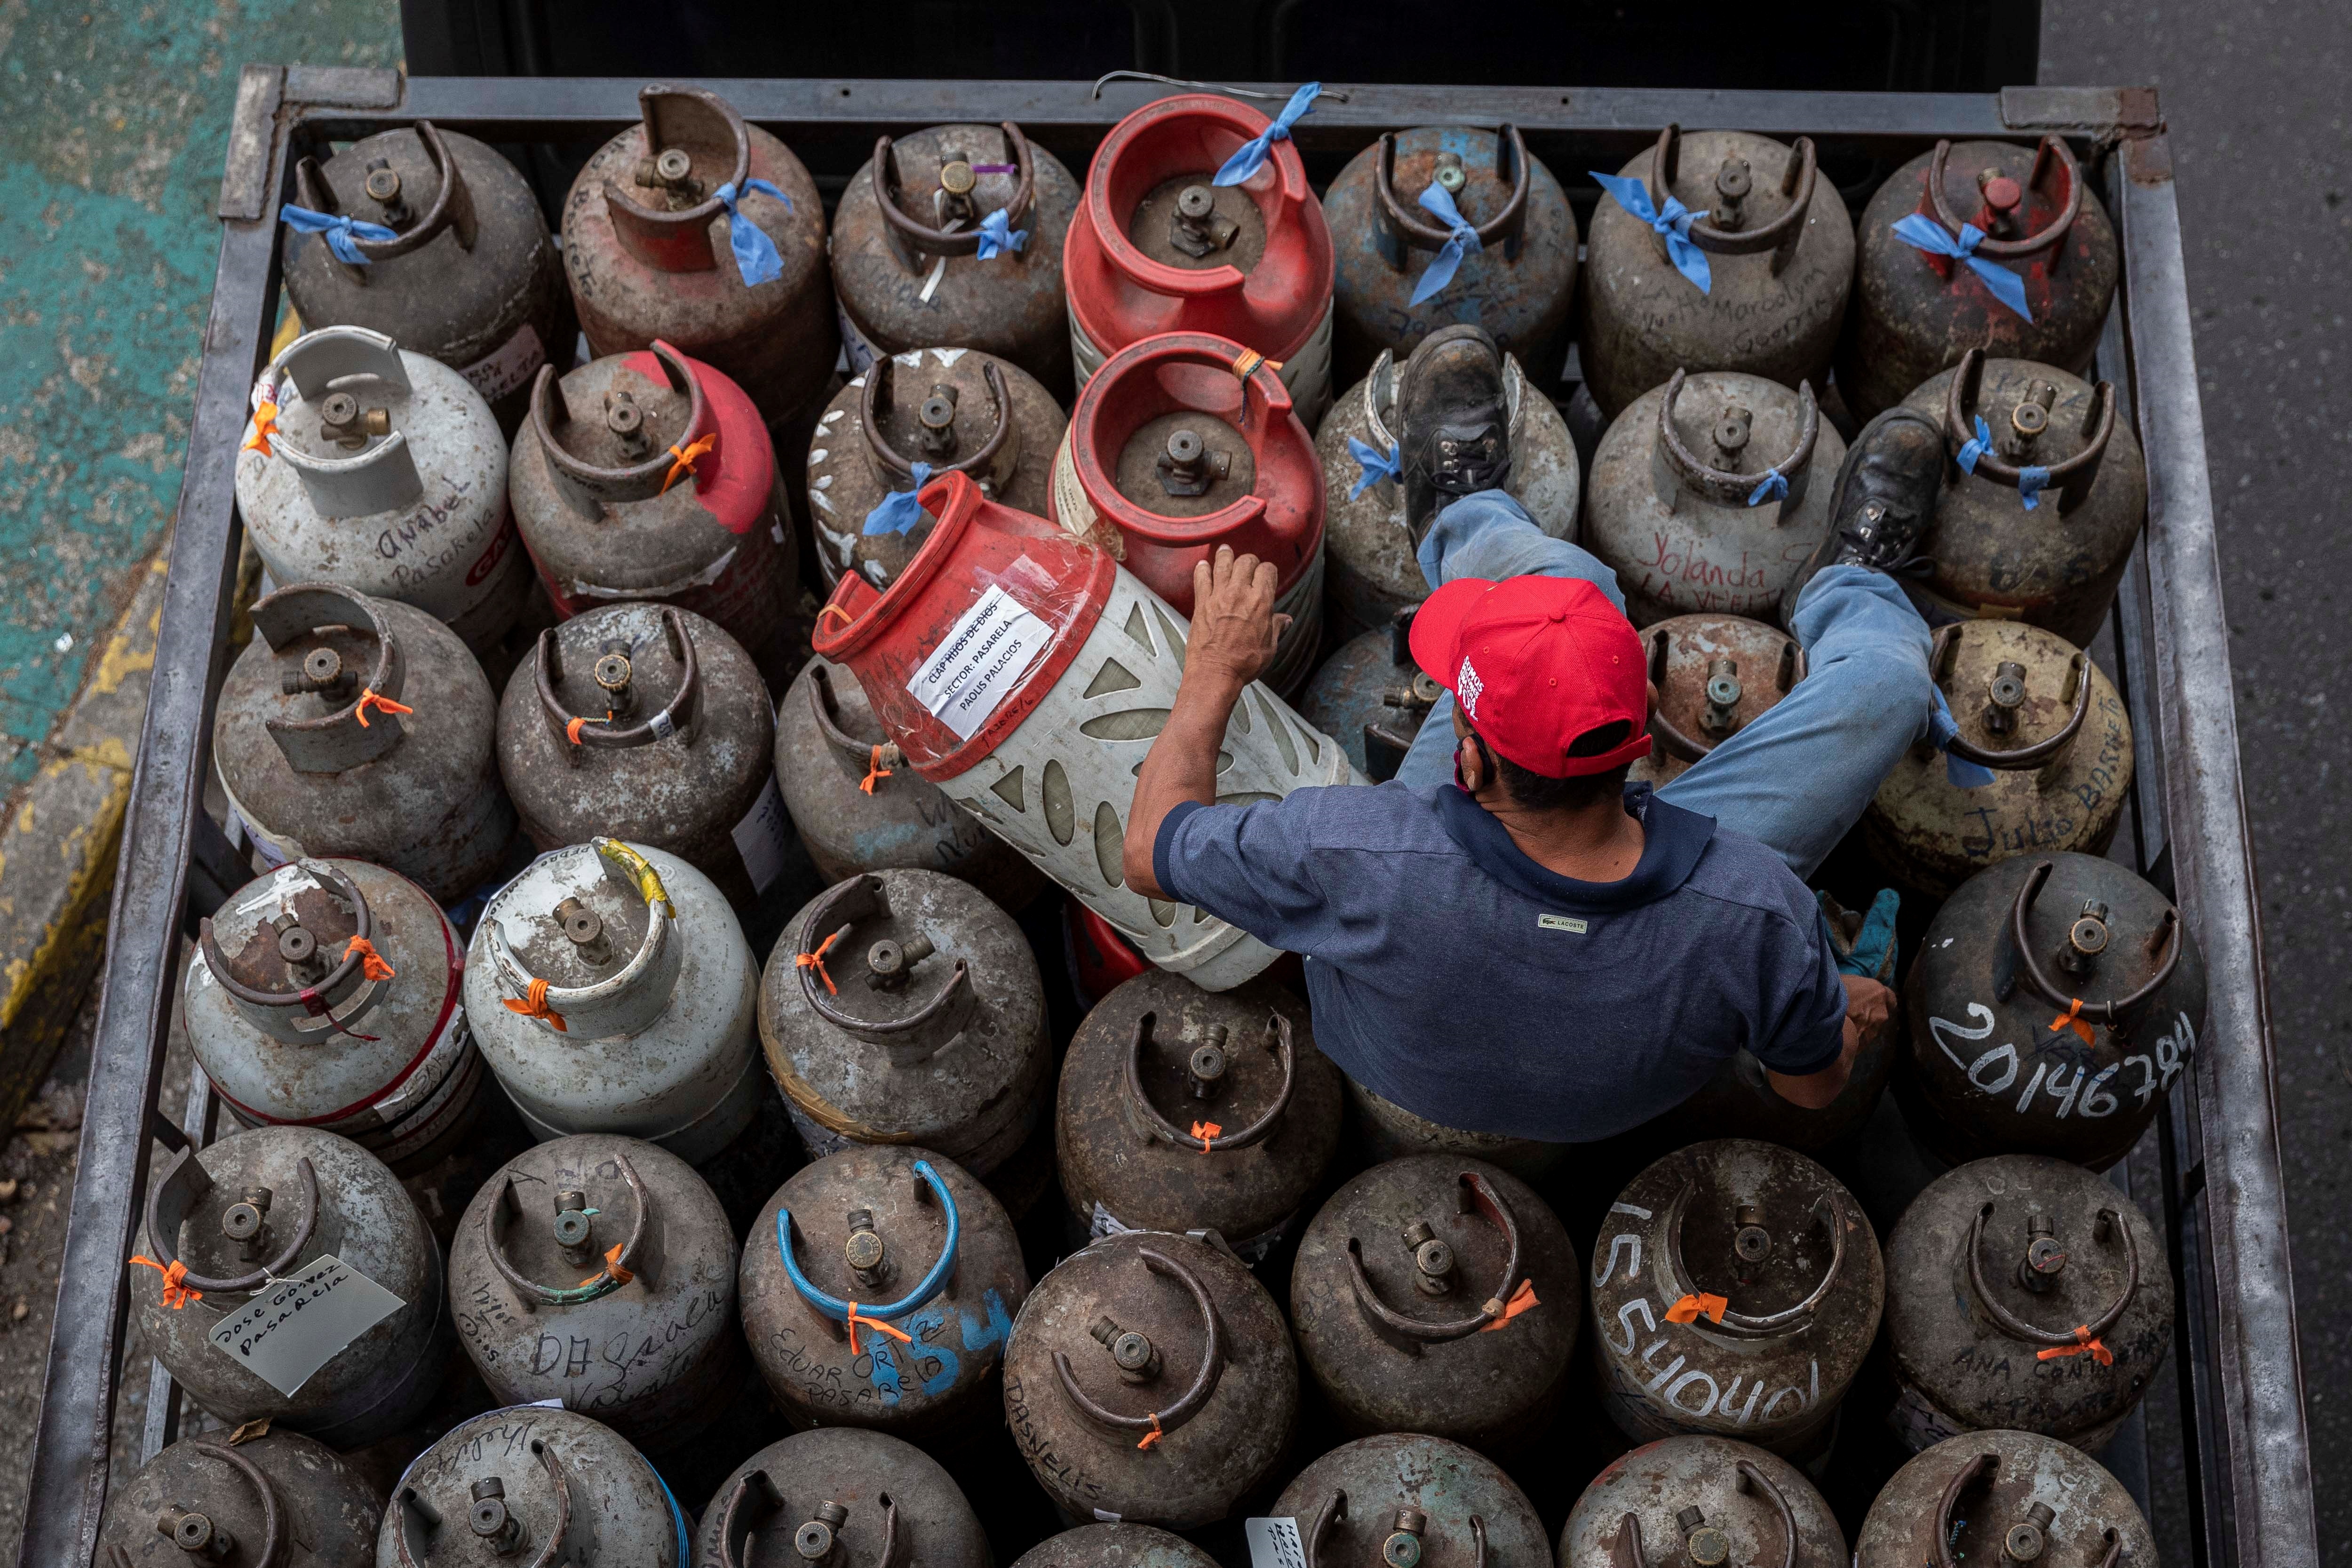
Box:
[593,836,674,919]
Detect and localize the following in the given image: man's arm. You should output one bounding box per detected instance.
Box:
[1767,974,1892,1108]
[1123,546,1289,899]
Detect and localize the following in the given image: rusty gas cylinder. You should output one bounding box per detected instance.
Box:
[187,857,483,1174]
[692,1426,989,1568]
[1843,137,2121,422]
[1345,1079,1570,1183]
[1886,1155,2171,1454]
[466,839,763,1162]
[774,656,1046,907]
[1629,614,1805,789]
[1299,615,1443,782]
[807,348,1067,591]
[1559,1435,1845,1568]
[1059,970,1342,1264]
[739,1145,1030,1441]
[1317,348,1582,641]
[1049,330,1327,696]
[1013,1523,1218,1567]
[763,869,1052,1175]
[1582,126,1855,422]
[215,583,514,903]
[381,1405,690,1567]
[1323,123,1580,384]
[1590,1139,1884,1465]
[509,340,798,676]
[1648,972,1897,1156]
[1854,1431,2154,1568]
[830,122,1082,389]
[133,1125,451,1451]
[497,602,789,913]
[1292,1156,1583,1457]
[563,84,834,428]
[282,121,574,438]
[238,326,528,658]
[1899,853,2207,1171]
[1899,351,2147,646]
[1587,371,1847,628]
[1004,1227,1299,1528]
[103,1430,380,1568]
[1273,1433,1550,1568]
[1864,621,2131,898]
[449,1133,742,1451]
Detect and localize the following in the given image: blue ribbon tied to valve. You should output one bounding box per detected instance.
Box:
[714,178,794,287]
[1927,686,1999,788]
[1745,467,1789,508]
[1213,81,1321,186]
[1409,183,1484,305]
[864,462,935,536]
[280,205,399,266]
[976,207,1029,259]
[1346,438,1401,500]
[1956,415,2053,510]
[1890,214,2034,322]
[1590,171,1711,294]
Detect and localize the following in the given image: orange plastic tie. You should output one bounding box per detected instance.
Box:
[353,688,414,728]
[796,930,842,995]
[843,1300,914,1359]
[344,936,396,983]
[1189,1120,1223,1153]
[241,401,279,457]
[661,431,716,494]
[582,1242,633,1289]
[1136,1413,1165,1451]
[819,603,855,628]
[502,977,568,1033]
[130,1256,202,1310]
[566,716,589,746]
[2049,998,2097,1046]
[1665,1291,1729,1325]
[1479,1277,1542,1332]
[860,745,893,795]
[2036,1325,2114,1366]
[1230,349,1282,380]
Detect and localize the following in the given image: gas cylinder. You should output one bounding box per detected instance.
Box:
[1323,123,1580,386]
[497,602,790,913]
[1049,331,1327,696]
[562,84,834,428]
[1590,1139,1884,1466]
[692,1427,990,1568]
[774,655,1046,907]
[509,340,798,674]
[1345,1079,1570,1183]
[1650,988,1896,1155]
[1582,126,1855,422]
[1899,351,2147,646]
[739,1145,1030,1440]
[215,583,514,903]
[1899,853,2207,1171]
[1298,617,1440,782]
[1273,1434,1549,1567]
[1065,93,1338,427]
[132,1125,450,1450]
[807,348,1067,591]
[186,858,483,1174]
[102,1430,380,1568]
[379,1405,690,1568]
[283,121,574,438]
[811,469,1360,993]
[1292,1155,1582,1456]
[1629,614,1804,789]
[761,869,1050,1176]
[1843,137,2121,422]
[1012,1524,1217,1568]
[1559,1436,1845,1568]
[1059,970,1342,1263]
[829,122,1081,389]
[465,838,762,1163]
[1863,621,2131,898]
[1317,348,1582,641]
[237,326,527,658]
[1003,1227,1298,1528]
[1586,371,1847,627]
[1886,1155,2171,1454]
[1854,1432,2154,1568]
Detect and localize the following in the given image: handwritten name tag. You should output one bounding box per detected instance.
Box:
[206,1254,405,1397]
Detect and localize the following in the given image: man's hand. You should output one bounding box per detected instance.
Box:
[1185,545,1291,690]
[1767,974,1893,1110]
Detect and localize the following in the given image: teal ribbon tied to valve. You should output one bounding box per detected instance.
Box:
[1213,81,1321,186]
[279,205,399,266]
[1955,415,2054,510]
[1590,171,1711,294]
[1346,438,1401,500]
[713,178,794,287]
[1889,213,2034,321]
[864,462,935,535]
[1409,182,1484,305]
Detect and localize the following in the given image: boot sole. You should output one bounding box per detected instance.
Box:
[1397,324,1505,545]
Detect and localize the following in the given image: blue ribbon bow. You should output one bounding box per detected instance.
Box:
[976,207,1029,259]
[1409,182,1484,306]
[864,462,935,535]
[714,178,793,288]
[1591,172,1711,294]
[1213,81,1321,187]
[280,205,399,266]
[1889,214,2034,322]
[1346,438,1401,500]
[1928,685,1999,788]
[1957,415,2052,509]
[1746,467,1789,507]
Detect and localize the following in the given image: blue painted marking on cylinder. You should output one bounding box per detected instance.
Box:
[906,1308,961,1397]
[960,1288,1016,1356]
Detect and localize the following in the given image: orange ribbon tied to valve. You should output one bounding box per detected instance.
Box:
[582,1243,634,1290]
[662,432,716,494]
[797,930,842,995]
[1666,1292,1730,1325]
[844,1301,914,1359]
[2037,1325,2115,1367]
[344,936,396,983]
[353,687,413,728]
[502,977,568,1033]
[1478,1278,1542,1333]
[1136,1413,1166,1451]
[241,401,278,457]
[130,1256,202,1310]
[860,745,893,795]
[2049,998,2097,1046]
[1189,1120,1223,1153]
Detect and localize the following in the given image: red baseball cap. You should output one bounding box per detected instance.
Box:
[1408,576,1653,778]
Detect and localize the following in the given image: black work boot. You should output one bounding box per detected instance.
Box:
[1780,404,1944,631]
[1398,324,1511,546]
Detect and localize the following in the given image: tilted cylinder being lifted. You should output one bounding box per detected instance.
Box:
[692,1427,992,1568]
[101,1429,382,1568]
[1558,1435,1847,1568]
[380,1405,690,1568]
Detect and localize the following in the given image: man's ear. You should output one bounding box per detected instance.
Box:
[1457,731,1486,793]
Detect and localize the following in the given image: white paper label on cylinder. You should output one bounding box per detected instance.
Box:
[458,322,547,404]
[731,774,794,894]
[205,1253,406,1397]
[906,584,1053,740]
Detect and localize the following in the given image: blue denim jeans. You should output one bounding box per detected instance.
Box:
[1394,490,1934,879]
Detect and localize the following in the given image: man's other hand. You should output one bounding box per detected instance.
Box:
[1187,545,1291,691]
[1767,974,1892,1110]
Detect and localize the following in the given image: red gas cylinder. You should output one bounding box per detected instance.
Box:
[1065,93,1337,428]
[1048,331,1326,695]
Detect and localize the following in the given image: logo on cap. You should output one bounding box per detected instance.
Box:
[1457,658,1484,720]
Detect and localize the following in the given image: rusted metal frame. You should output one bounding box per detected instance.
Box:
[137,1066,220,1467]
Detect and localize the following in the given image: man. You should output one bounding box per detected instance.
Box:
[1121,325,1941,1142]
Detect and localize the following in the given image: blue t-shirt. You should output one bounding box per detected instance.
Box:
[1153,781,1846,1143]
